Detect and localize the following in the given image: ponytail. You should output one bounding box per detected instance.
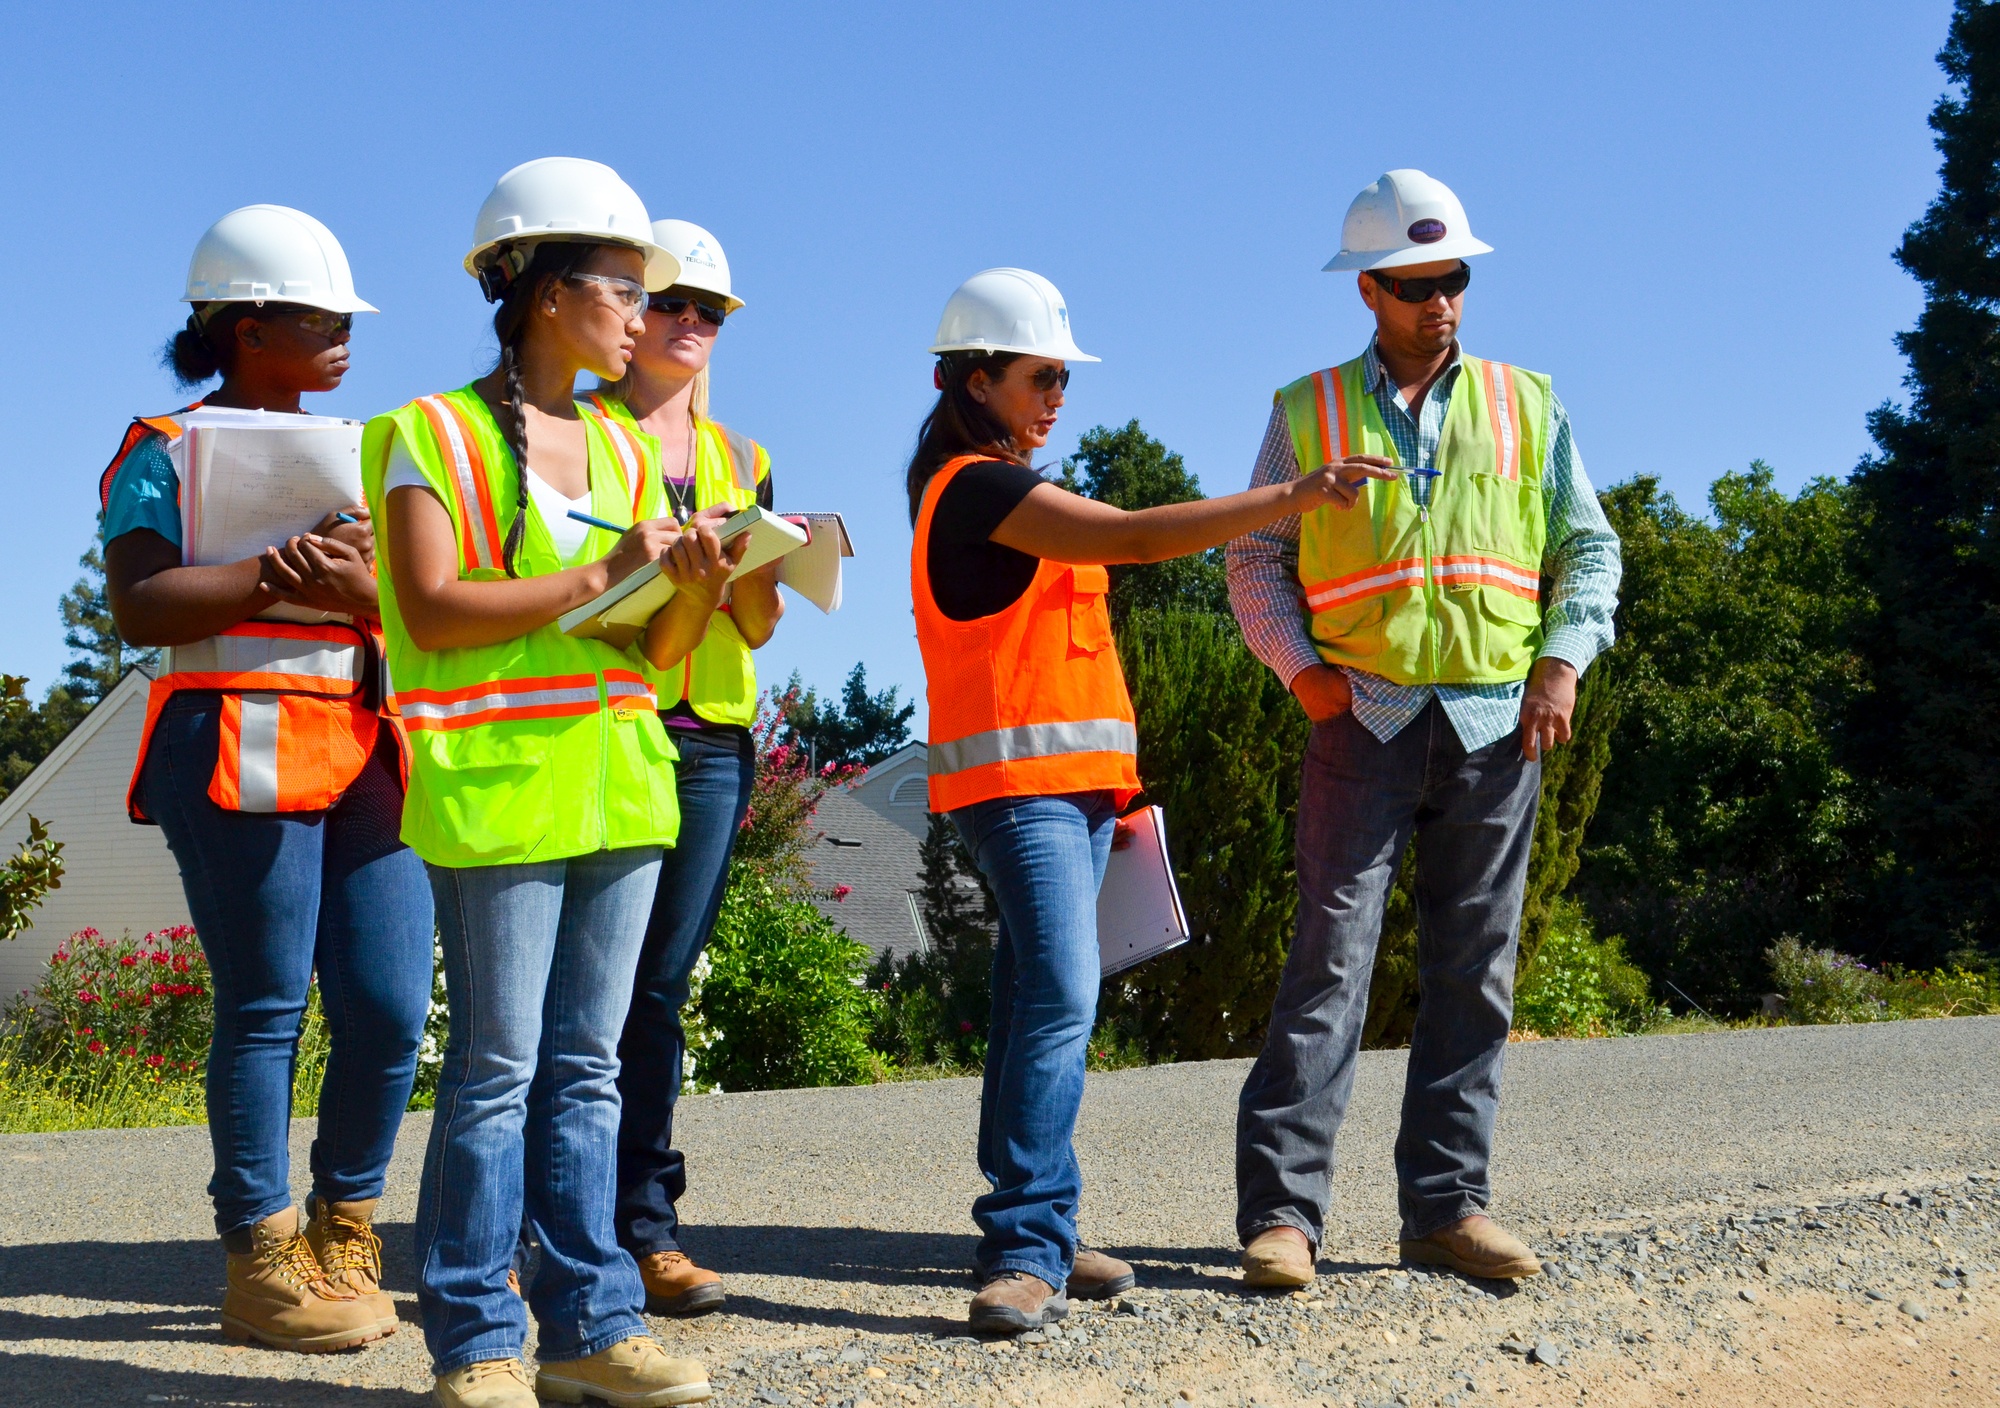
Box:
[480,240,605,577]
[160,305,258,389]
[904,351,1022,524]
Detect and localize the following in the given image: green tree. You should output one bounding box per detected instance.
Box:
[60,545,153,704]
[1577,468,1875,1007]
[0,676,88,803]
[867,813,998,1067]
[779,664,915,769]
[1059,420,1228,619]
[1849,0,2000,964]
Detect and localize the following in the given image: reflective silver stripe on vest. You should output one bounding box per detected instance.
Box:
[928,718,1138,777]
[719,426,759,492]
[163,633,363,686]
[236,694,282,812]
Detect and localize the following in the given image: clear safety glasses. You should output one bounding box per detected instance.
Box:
[564,272,649,317]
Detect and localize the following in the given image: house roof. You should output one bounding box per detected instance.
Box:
[0,666,151,834]
[806,786,926,961]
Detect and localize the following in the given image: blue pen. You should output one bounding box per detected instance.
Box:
[567,509,627,533]
[333,512,358,525]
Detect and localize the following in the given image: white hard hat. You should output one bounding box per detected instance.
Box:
[182,205,377,314]
[1323,169,1494,273]
[464,157,681,294]
[929,267,1099,362]
[651,219,743,312]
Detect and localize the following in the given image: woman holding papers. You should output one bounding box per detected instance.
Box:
[585,219,778,1316]
[907,268,1391,1334]
[100,205,432,1355]
[364,159,723,1408]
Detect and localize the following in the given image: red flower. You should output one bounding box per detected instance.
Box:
[960,1020,975,1034]
[145,1055,165,1068]
[119,1046,136,1057]
[831,884,853,901]
[76,1027,93,1036]
[87,1041,105,1055]
[119,954,138,967]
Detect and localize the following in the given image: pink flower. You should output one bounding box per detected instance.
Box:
[831,885,853,901]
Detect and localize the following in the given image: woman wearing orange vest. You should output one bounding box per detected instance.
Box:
[102,207,432,1353]
[367,159,732,1408]
[910,269,1389,1333]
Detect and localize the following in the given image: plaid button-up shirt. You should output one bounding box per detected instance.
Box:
[1224,342,1622,753]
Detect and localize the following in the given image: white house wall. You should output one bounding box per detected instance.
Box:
[0,678,189,1003]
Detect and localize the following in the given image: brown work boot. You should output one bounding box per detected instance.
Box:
[1065,1245,1136,1300]
[637,1249,726,1316]
[1241,1226,1316,1288]
[220,1205,384,1352]
[434,1357,538,1408]
[535,1334,711,1406]
[1400,1214,1542,1280]
[305,1193,397,1335]
[969,1270,1068,1334]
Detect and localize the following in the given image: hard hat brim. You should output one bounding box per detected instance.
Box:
[1323,235,1494,273]
[180,291,380,314]
[927,338,1101,364]
[463,235,684,294]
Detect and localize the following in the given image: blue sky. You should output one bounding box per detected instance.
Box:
[0,1,1954,729]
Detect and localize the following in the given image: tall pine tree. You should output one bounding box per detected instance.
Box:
[1852,0,2000,963]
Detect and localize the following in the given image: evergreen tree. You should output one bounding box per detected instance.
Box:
[1850,0,2000,963]
[60,545,154,704]
[0,676,89,803]
[866,813,997,1067]
[1060,420,1229,619]
[780,664,914,769]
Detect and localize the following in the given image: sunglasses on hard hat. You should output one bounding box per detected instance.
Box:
[563,272,650,317]
[647,291,729,327]
[1367,262,1472,304]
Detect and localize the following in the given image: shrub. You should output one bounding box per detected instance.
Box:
[1512,901,1658,1038]
[1880,964,2000,1019]
[1766,935,1887,1024]
[689,863,882,1092]
[868,814,996,1070]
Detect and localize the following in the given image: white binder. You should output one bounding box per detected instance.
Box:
[1096,805,1191,977]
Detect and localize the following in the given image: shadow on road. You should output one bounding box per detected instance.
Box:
[0,1355,424,1406]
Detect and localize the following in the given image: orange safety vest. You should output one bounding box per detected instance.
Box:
[912,455,1140,812]
[101,413,405,822]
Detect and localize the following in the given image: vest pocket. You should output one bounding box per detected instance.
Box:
[416,728,552,860]
[1068,565,1115,654]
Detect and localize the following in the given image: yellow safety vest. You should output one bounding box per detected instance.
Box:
[587,395,769,728]
[361,387,679,866]
[1278,352,1551,685]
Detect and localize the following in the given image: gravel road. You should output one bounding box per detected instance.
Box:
[2,1017,1996,1406]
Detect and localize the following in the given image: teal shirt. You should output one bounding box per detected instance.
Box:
[100,434,182,549]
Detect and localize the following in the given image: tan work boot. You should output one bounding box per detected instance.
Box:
[305,1193,397,1335]
[637,1249,726,1316]
[1065,1245,1136,1300]
[969,1270,1068,1334]
[434,1357,538,1408]
[535,1334,711,1406]
[220,1205,384,1352]
[1241,1226,1316,1288]
[1400,1214,1542,1279]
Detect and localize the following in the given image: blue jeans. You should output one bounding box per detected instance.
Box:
[140,691,433,1238]
[950,790,1115,1289]
[1236,703,1540,1246]
[416,847,662,1375]
[616,725,755,1256]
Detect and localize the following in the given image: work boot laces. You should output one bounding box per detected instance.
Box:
[263,1227,341,1295]
[318,1212,383,1283]
[465,1359,531,1386]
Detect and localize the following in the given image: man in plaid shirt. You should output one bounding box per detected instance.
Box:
[1225,171,1621,1288]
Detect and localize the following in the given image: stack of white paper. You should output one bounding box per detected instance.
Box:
[172,410,366,625]
[777,512,855,614]
[1096,805,1191,977]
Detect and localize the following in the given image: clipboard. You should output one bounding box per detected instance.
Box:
[1096,804,1191,977]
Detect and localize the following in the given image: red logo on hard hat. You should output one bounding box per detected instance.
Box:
[1408,219,1448,243]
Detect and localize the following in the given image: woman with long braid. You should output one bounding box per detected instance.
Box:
[363,158,734,1408]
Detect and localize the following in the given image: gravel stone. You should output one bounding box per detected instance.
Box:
[1530,1338,1567,1366]
[1899,1298,1930,1322]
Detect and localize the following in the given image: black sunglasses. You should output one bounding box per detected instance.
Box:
[647,292,728,326]
[1025,364,1070,392]
[1367,263,1472,304]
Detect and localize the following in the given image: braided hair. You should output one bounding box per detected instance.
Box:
[481,240,605,577]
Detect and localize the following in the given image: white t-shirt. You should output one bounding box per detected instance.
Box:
[384,435,593,563]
